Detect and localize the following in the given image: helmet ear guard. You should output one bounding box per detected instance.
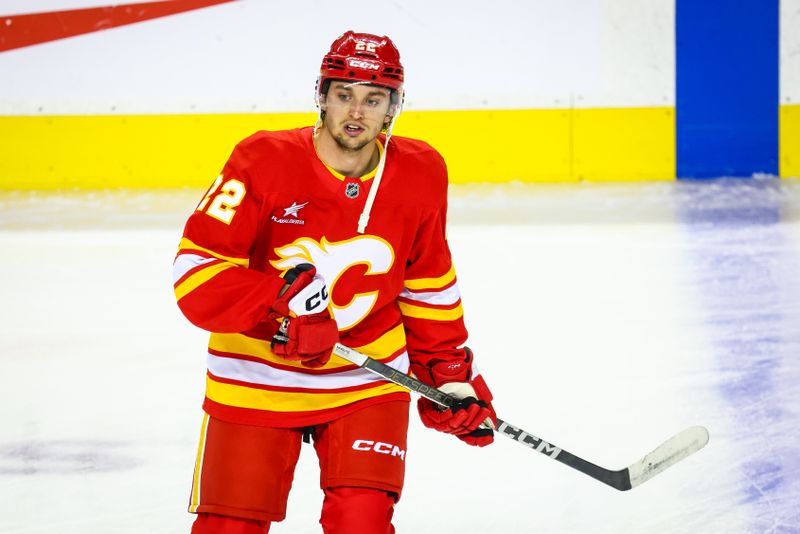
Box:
[383,87,404,129]
[314,77,326,111]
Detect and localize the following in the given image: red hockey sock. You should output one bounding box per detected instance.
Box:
[320,487,396,534]
[191,512,270,534]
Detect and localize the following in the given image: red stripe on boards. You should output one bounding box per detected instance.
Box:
[0,0,236,52]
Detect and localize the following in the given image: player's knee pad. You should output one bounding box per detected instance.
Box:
[191,512,270,534]
[320,486,396,534]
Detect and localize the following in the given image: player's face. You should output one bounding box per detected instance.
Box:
[321,81,392,152]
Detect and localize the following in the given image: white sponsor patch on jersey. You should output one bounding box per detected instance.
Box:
[283,201,308,217]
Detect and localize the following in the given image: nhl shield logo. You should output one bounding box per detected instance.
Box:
[345,182,360,199]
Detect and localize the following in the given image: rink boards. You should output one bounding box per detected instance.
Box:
[1,105,799,188]
[0,0,798,187]
[0,107,675,187]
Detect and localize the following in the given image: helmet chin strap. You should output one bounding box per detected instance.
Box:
[357,92,402,234]
[356,129,388,233]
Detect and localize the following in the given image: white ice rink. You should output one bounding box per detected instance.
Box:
[1,179,799,533]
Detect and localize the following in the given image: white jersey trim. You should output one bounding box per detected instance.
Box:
[399,283,461,306]
[207,352,410,390]
[173,253,218,283]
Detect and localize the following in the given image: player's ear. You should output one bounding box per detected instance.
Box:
[383,104,396,127]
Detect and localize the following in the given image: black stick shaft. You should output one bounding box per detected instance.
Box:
[357,353,632,490]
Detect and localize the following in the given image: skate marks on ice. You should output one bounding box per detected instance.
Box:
[677,178,800,532]
[0,440,140,475]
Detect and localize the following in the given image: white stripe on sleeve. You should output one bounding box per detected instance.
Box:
[173,254,218,283]
[399,283,461,306]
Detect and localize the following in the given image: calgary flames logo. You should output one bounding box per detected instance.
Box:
[271,236,395,330]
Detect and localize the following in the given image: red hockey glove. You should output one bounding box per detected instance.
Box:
[412,348,497,447]
[270,264,338,368]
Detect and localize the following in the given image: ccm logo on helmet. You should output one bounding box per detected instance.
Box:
[347,59,380,71]
[352,440,406,461]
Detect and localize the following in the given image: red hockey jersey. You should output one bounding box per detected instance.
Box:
[173,126,469,428]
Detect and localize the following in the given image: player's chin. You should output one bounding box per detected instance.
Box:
[336,131,378,151]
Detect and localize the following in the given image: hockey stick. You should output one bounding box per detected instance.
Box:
[333,343,709,491]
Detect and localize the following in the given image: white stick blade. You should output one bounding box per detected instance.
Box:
[628,426,709,488]
[332,343,368,366]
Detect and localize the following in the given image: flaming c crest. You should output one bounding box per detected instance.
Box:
[271,236,395,330]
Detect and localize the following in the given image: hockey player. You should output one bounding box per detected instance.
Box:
[173,31,497,534]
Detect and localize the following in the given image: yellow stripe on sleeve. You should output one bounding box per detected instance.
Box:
[205,375,407,412]
[397,301,464,321]
[175,262,237,301]
[178,237,250,267]
[404,265,456,291]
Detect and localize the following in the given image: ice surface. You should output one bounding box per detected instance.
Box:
[1,179,799,533]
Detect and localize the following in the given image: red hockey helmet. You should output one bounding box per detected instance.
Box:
[318,31,404,96]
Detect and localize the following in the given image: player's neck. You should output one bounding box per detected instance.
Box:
[315,127,381,178]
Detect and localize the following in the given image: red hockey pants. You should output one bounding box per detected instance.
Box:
[192,486,396,533]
